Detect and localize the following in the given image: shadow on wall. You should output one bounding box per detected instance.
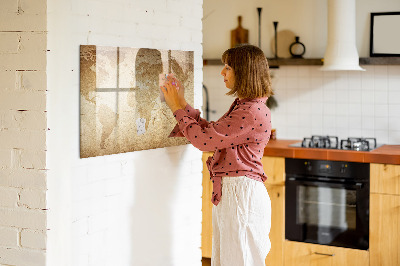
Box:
[129,147,188,265]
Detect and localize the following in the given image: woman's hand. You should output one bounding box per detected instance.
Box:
[160,77,184,113]
[175,77,187,108]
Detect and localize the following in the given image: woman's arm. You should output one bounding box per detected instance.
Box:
[162,76,211,137]
[172,107,256,152]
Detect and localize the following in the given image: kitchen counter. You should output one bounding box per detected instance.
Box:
[263,139,400,164]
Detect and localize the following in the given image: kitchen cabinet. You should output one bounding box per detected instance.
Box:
[201,154,286,266]
[284,241,369,266]
[201,152,213,258]
[370,163,400,266]
[261,156,285,266]
[370,163,400,195]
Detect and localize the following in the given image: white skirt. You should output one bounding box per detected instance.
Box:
[212,176,271,266]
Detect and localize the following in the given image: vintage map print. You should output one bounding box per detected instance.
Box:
[80,45,194,158]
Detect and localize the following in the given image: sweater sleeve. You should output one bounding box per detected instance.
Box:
[172,106,257,152]
[169,104,211,137]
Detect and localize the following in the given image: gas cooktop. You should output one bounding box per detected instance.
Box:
[289,135,383,151]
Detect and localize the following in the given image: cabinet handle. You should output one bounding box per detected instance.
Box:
[314,252,335,257]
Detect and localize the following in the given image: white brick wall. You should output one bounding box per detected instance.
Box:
[0,0,48,265]
[46,1,203,266]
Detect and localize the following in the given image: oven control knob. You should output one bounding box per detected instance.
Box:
[340,164,347,174]
[304,161,312,171]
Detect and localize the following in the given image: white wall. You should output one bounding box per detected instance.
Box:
[0,0,48,265]
[203,0,400,145]
[203,0,400,58]
[46,0,203,266]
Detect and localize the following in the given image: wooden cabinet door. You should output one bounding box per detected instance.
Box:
[201,152,213,258]
[370,163,400,195]
[262,156,285,186]
[370,193,400,266]
[264,184,284,266]
[284,241,369,266]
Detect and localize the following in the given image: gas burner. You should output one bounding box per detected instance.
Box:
[340,137,377,151]
[301,135,339,149]
[290,136,380,151]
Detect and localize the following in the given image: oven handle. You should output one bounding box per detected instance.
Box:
[286,177,364,189]
[314,252,335,257]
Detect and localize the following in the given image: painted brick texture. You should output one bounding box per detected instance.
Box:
[0,0,47,265]
[46,0,203,265]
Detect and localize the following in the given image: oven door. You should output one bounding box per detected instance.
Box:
[285,177,369,250]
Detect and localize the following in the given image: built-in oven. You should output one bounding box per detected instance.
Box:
[285,158,369,250]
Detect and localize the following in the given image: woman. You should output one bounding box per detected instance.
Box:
[161,44,273,266]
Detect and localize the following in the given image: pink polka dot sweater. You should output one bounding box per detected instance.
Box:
[169,97,272,206]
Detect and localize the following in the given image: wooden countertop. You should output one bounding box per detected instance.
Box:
[263,139,400,165]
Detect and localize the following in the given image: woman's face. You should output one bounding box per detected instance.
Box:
[220,64,235,89]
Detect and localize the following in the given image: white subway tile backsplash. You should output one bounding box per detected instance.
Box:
[375,104,389,117]
[311,114,324,127]
[374,130,389,144]
[349,128,362,137]
[323,87,336,103]
[388,65,400,76]
[348,71,362,90]
[389,117,400,131]
[388,75,400,91]
[323,103,336,115]
[336,103,349,116]
[298,89,313,103]
[322,70,335,78]
[361,103,375,116]
[374,77,388,91]
[335,73,349,90]
[374,65,388,77]
[298,77,311,89]
[204,65,400,144]
[298,66,311,78]
[311,127,324,136]
[298,102,312,115]
[388,104,400,117]
[348,90,362,103]
[374,117,389,130]
[361,128,375,138]
[388,131,400,143]
[285,66,298,77]
[388,91,400,104]
[348,116,362,129]
[374,90,388,104]
[362,116,375,130]
[310,77,324,90]
[323,115,336,129]
[336,90,349,103]
[286,77,299,89]
[336,115,348,129]
[361,90,375,104]
[310,66,323,77]
[287,113,300,127]
[387,131,400,144]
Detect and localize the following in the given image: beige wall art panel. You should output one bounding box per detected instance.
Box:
[80,45,194,158]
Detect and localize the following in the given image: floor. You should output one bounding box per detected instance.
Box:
[202,257,211,266]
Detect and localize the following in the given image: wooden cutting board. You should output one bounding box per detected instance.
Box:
[231,16,249,48]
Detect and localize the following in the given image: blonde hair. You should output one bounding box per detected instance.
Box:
[221,45,273,99]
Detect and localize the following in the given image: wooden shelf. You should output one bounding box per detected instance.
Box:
[268,58,322,67]
[203,57,400,67]
[359,57,400,65]
[203,58,323,67]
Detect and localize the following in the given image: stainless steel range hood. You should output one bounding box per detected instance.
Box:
[320,0,365,71]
